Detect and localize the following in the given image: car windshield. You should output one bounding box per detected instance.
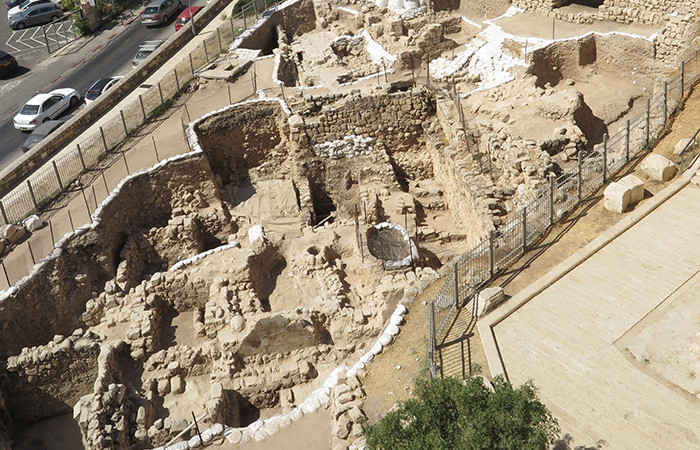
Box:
[176,17,188,23]
[136,50,152,59]
[143,6,158,14]
[20,104,39,115]
[25,134,44,145]
[19,0,29,8]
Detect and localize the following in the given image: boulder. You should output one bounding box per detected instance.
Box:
[618,174,644,204]
[641,154,676,182]
[23,214,42,232]
[603,182,630,214]
[2,224,26,244]
[477,286,504,316]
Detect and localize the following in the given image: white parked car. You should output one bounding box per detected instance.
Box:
[13,88,80,132]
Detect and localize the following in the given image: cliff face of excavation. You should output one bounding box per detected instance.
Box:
[0,0,695,447]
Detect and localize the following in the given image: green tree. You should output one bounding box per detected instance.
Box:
[365,376,559,450]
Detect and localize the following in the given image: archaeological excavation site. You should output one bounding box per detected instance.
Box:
[0,0,698,448]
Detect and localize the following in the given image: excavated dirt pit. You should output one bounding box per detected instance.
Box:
[0,0,686,447]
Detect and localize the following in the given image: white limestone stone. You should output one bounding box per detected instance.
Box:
[641,153,677,182]
[603,182,631,214]
[477,286,504,316]
[618,174,645,204]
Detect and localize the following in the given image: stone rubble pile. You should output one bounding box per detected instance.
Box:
[312,134,374,158]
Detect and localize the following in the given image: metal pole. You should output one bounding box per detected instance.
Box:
[158,82,164,105]
[0,201,8,225]
[52,161,63,190]
[27,180,38,210]
[189,54,195,75]
[184,104,191,123]
[139,95,147,122]
[174,68,180,91]
[67,209,74,232]
[151,136,160,162]
[548,174,554,226]
[120,110,128,136]
[625,120,630,163]
[92,185,97,209]
[521,207,527,253]
[552,17,555,40]
[217,28,222,53]
[123,152,130,175]
[577,150,582,203]
[453,261,459,308]
[228,85,232,104]
[81,187,90,217]
[189,0,196,35]
[488,229,494,278]
[645,98,650,147]
[191,412,203,444]
[100,126,108,153]
[102,172,109,193]
[76,144,86,170]
[1,261,9,287]
[663,81,667,124]
[49,220,55,246]
[230,16,234,38]
[203,40,209,63]
[43,26,50,54]
[382,58,387,83]
[680,61,685,98]
[602,133,607,183]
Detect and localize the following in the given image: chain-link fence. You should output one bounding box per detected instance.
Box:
[0,0,281,226]
[429,48,700,379]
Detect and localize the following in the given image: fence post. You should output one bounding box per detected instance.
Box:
[100,126,108,153]
[120,110,128,136]
[158,82,164,105]
[453,261,459,308]
[577,150,582,203]
[602,133,607,183]
[43,27,51,54]
[680,61,685,99]
[174,68,180,91]
[645,98,650,147]
[488,229,494,278]
[230,16,234,37]
[52,161,63,190]
[1,261,9,287]
[203,40,209,63]
[663,81,667,124]
[152,136,160,162]
[548,174,554,226]
[139,95,147,122]
[521,207,527,254]
[217,28,222,53]
[0,201,8,225]
[123,152,130,175]
[76,144,86,170]
[625,119,630,163]
[81,187,90,217]
[27,180,38,210]
[189,54,195,75]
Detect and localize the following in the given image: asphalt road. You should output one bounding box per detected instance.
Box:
[0,3,205,169]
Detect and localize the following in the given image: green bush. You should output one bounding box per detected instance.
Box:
[364,376,559,450]
[74,14,91,36]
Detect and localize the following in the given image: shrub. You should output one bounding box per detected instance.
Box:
[364,376,559,450]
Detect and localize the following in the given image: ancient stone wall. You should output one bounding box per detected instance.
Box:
[3,332,100,425]
[428,99,495,245]
[233,0,316,54]
[0,156,219,357]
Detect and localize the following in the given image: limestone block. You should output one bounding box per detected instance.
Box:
[618,175,644,204]
[157,378,171,396]
[603,182,631,214]
[475,286,503,316]
[23,214,42,232]
[674,137,697,156]
[334,414,352,440]
[136,406,146,424]
[641,154,677,182]
[2,224,26,244]
[171,375,184,394]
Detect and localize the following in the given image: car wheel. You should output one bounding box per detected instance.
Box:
[162,14,168,24]
[42,117,50,123]
[69,96,79,107]
[50,15,59,21]
[16,22,26,29]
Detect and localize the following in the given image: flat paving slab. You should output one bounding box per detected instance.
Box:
[488,181,700,448]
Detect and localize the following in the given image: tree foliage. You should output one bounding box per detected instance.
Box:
[364,376,559,450]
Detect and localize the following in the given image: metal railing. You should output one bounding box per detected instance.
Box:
[0,0,280,226]
[429,47,700,379]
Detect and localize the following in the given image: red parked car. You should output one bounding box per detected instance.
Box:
[174,5,202,31]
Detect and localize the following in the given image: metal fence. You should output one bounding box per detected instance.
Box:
[43,13,79,54]
[429,48,700,379]
[0,0,279,226]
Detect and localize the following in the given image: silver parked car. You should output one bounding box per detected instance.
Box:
[8,2,61,29]
[140,0,181,26]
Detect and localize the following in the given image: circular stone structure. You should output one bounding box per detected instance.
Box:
[366,222,419,269]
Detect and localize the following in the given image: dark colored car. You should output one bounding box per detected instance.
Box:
[21,119,64,151]
[174,5,201,31]
[0,50,18,77]
[84,76,122,105]
[8,2,61,29]
[5,0,24,9]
